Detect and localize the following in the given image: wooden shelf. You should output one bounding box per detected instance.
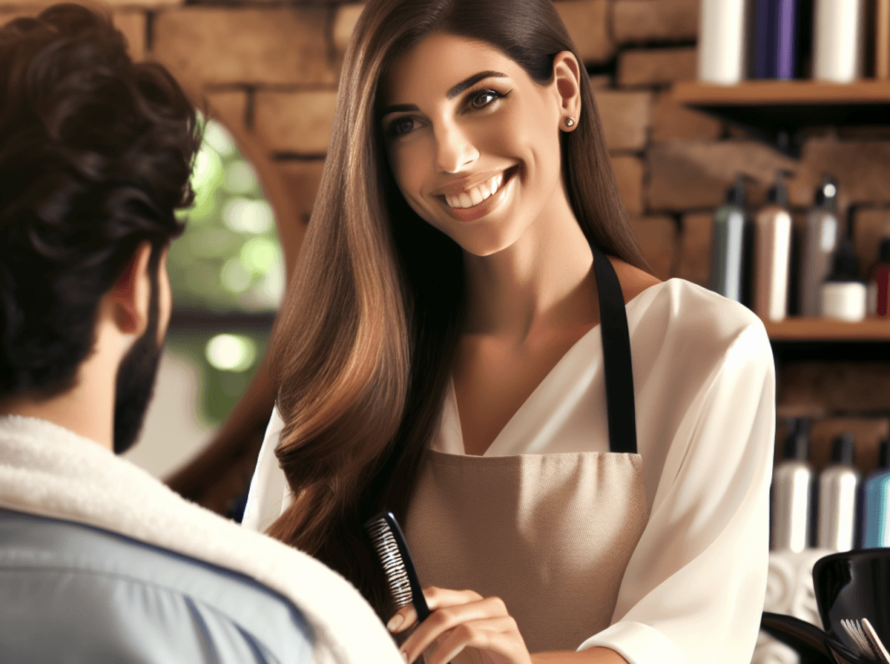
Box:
[764,317,890,342]
[672,80,890,156]
[673,80,890,106]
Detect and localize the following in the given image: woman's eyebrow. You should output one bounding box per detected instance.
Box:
[380,70,508,118]
[446,70,507,99]
[381,103,419,117]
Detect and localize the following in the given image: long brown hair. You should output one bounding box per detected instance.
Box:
[267,0,649,619]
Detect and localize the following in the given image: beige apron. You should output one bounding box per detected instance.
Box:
[405,449,648,653]
[403,242,649,655]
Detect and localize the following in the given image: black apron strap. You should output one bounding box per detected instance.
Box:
[591,243,638,455]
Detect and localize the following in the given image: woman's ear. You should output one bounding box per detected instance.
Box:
[552,51,582,131]
[107,241,154,337]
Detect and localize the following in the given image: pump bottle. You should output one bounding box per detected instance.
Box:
[863,439,890,548]
[799,175,839,316]
[753,170,793,322]
[816,433,860,552]
[711,174,748,302]
[772,419,813,552]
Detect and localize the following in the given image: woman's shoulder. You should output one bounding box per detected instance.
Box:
[626,276,772,371]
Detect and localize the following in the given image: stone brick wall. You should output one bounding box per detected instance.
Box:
[4,0,889,476]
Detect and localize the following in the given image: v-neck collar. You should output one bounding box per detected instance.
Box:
[434,279,671,457]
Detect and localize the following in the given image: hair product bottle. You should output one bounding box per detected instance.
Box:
[799,175,839,317]
[878,0,890,79]
[711,174,748,302]
[817,433,860,552]
[867,238,890,318]
[755,0,798,79]
[813,0,865,82]
[772,419,813,552]
[753,170,793,322]
[820,208,866,322]
[862,439,890,548]
[698,0,748,84]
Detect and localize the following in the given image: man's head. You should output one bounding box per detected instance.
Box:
[0,3,200,452]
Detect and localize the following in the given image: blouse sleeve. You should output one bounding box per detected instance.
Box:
[578,321,776,664]
[242,407,292,533]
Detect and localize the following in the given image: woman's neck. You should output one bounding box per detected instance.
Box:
[462,195,596,342]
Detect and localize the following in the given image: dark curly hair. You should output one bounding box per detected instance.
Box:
[0,3,201,398]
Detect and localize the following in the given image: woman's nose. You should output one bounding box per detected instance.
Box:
[434,122,479,174]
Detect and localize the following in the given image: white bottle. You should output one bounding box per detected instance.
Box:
[816,433,860,552]
[772,419,813,553]
[698,0,748,84]
[821,237,867,322]
[753,171,793,322]
[821,207,867,322]
[813,0,865,82]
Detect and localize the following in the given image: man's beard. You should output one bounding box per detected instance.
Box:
[112,285,164,455]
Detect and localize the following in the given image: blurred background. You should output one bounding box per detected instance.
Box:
[1,0,888,525]
[123,118,282,480]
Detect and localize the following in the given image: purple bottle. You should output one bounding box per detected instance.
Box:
[755,0,798,79]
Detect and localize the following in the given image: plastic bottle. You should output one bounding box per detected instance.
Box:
[821,208,866,323]
[753,170,793,322]
[698,0,748,84]
[799,175,839,317]
[772,419,813,552]
[817,433,860,552]
[862,439,890,548]
[866,238,890,318]
[754,0,798,79]
[813,0,865,83]
[711,174,748,302]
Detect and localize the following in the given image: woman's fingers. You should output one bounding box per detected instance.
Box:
[424,616,527,664]
[387,587,486,633]
[397,593,523,664]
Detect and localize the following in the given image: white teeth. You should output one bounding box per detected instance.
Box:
[444,173,507,209]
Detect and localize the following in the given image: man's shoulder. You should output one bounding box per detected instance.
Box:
[0,508,315,663]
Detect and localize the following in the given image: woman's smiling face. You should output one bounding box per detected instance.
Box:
[380,32,579,257]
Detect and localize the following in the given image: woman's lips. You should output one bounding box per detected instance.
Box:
[440,167,517,222]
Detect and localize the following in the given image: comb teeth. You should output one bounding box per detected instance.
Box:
[366,518,413,608]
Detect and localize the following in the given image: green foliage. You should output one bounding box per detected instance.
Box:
[168,117,284,313]
[165,118,282,426]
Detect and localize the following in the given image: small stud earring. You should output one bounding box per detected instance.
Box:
[564,117,575,128]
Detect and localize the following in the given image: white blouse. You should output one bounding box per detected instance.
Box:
[244,278,776,664]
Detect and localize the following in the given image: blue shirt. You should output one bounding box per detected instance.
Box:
[0,508,314,663]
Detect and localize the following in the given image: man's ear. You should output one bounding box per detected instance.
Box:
[552,51,582,129]
[108,242,154,337]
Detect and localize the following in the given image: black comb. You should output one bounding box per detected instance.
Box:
[364,511,431,621]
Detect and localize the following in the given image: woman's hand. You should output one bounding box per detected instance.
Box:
[387,586,533,664]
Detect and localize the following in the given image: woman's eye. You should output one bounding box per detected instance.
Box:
[469,89,503,109]
[387,117,415,137]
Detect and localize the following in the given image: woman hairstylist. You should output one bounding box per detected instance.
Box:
[243,1,776,663]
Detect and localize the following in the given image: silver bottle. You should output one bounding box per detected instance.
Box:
[799,175,839,317]
[711,174,748,303]
[754,170,793,322]
[816,433,860,552]
[772,419,813,552]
